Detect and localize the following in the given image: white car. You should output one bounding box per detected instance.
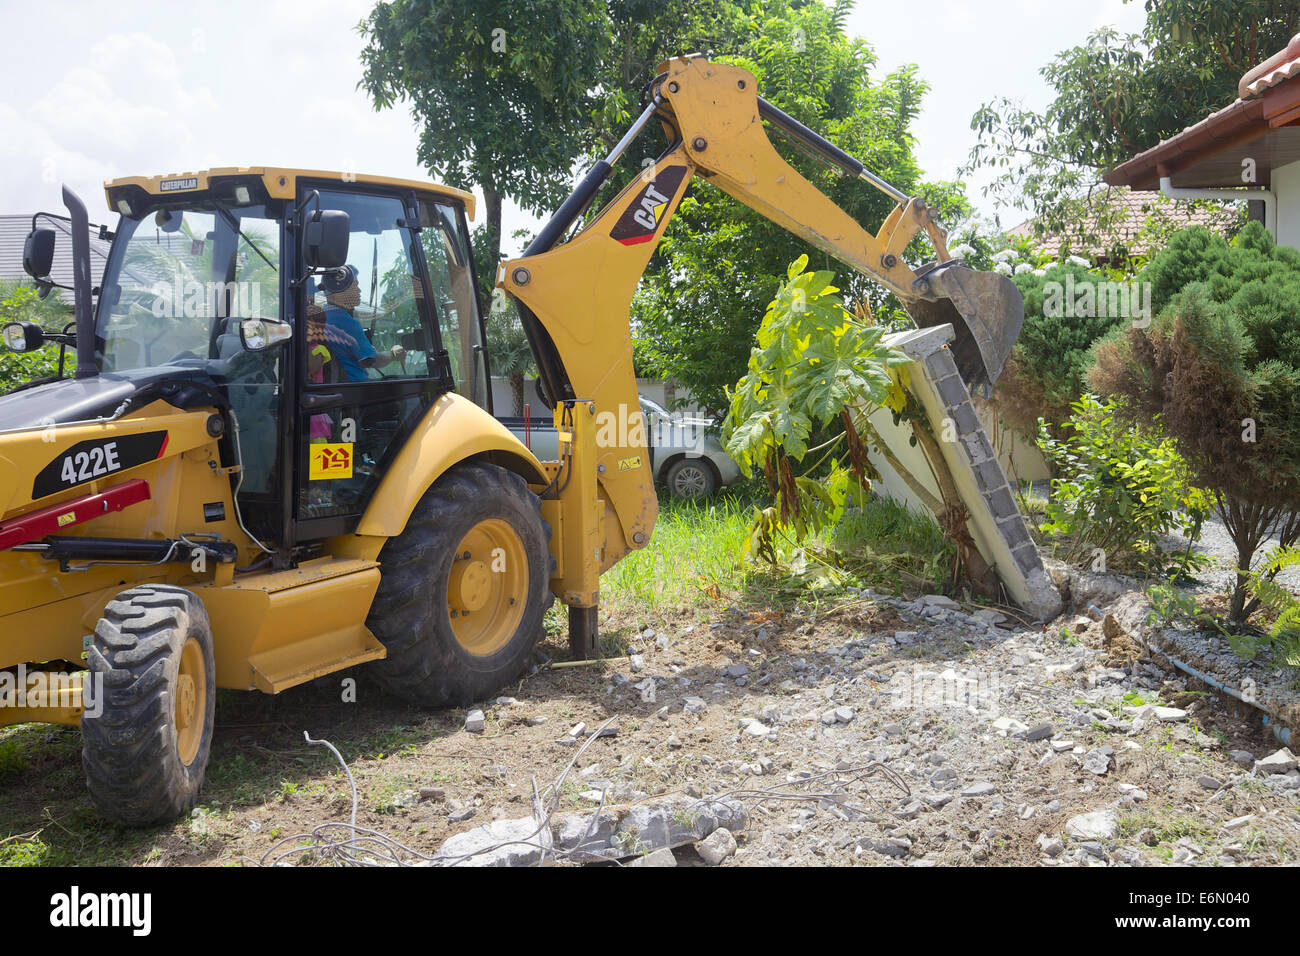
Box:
[500,396,741,499]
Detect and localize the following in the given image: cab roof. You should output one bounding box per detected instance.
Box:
[102,166,475,220]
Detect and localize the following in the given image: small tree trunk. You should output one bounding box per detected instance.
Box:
[483,186,504,279]
[510,373,525,416]
[1221,492,1267,623]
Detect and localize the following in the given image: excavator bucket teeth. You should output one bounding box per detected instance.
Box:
[904,261,1024,394]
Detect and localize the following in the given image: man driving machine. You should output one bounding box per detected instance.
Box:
[314,264,406,381]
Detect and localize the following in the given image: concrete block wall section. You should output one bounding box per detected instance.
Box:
[879,325,1062,620]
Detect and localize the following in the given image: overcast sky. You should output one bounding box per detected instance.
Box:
[0,0,1148,254]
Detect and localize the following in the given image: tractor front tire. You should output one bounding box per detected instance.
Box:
[82,585,216,826]
[367,462,553,707]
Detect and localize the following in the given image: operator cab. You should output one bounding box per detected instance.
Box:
[7,168,491,555]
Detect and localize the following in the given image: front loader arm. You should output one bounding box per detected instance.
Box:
[499,55,1021,653]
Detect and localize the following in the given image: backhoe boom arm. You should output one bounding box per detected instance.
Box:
[498,56,1022,643]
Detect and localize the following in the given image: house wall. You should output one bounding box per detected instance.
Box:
[1274,159,1300,250]
[975,401,1052,485]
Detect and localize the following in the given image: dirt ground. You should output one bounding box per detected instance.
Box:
[1,585,1296,867]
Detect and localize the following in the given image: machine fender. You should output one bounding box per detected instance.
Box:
[350,393,547,541]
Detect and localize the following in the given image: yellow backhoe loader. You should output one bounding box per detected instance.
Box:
[0,55,1021,824]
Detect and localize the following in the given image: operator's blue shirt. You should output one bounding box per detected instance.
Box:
[322,305,376,382]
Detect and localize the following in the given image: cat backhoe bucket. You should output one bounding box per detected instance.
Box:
[905,260,1024,394]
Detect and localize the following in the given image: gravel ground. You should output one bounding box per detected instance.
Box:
[344,586,1300,867]
[1174,515,1300,594]
[16,576,1289,867]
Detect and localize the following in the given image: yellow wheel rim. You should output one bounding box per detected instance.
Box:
[448,518,528,657]
[175,637,206,766]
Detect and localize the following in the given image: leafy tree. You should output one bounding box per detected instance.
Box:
[359,0,751,280]
[358,0,612,277]
[486,301,537,414]
[724,255,999,595]
[1091,222,1300,620]
[0,280,73,393]
[964,2,1297,246]
[635,0,965,414]
[724,255,908,558]
[586,0,753,153]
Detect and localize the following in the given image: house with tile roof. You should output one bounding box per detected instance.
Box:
[1105,32,1300,249]
[0,213,111,306]
[1008,187,1239,264]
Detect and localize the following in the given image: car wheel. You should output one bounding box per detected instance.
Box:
[665,457,717,500]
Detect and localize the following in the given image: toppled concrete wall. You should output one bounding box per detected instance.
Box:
[865,325,1062,621]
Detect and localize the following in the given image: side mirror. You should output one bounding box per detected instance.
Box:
[304,210,349,269]
[155,209,183,234]
[23,227,56,279]
[2,321,46,353]
[240,317,293,352]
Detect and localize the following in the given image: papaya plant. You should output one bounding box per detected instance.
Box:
[723,255,1000,597]
[724,255,907,561]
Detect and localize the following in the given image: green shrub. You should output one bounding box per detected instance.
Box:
[1140,221,1300,316]
[1092,221,1300,619]
[993,262,1127,437]
[0,349,65,394]
[1036,394,1208,576]
[1244,546,1300,668]
[0,280,74,393]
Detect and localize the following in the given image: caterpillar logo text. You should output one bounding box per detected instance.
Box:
[610,166,687,245]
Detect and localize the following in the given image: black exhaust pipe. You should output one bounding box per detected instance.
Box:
[62,185,98,379]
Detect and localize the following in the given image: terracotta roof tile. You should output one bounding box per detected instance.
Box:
[1008,188,1238,259]
[1244,55,1300,97]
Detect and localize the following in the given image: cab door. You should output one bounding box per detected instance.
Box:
[291,185,453,540]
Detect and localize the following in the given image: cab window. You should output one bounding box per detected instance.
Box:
[306,190,437,385]
[419,199,488,408]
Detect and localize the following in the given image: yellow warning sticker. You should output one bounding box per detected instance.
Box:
[309,442,354,481]
[57,511,76,527]
[617,456,642,472]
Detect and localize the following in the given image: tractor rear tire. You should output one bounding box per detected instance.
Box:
[82,585,216,826]
[367,462,554,707]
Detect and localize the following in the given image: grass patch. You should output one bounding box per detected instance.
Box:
[829,497,955,594]
[601,490,958,616]
[602,489,758,612]
[1118,808,1215,846]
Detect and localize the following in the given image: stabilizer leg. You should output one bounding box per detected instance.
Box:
[569,605,599,660]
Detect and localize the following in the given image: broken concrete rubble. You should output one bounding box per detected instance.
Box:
[428,797,748,866]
